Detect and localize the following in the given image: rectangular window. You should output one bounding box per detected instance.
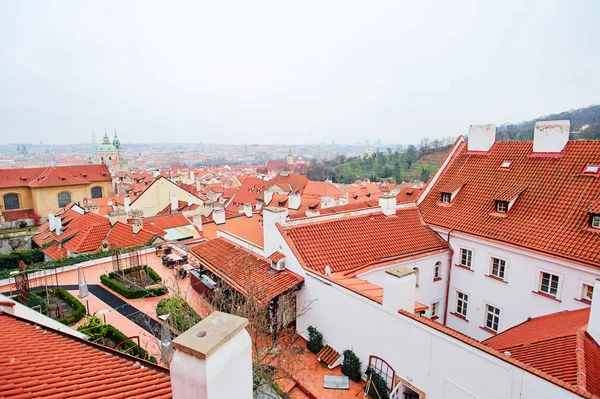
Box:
[434,263,441,279]
[485,304,501,332]
[490,257,506,279]
[441,192,452,203]
[456,291,468,317]
[459,248,473,268]
[495,200,509,213]
[591,214,600,229]
[583,284,594,301]
[431,302,439,318]
[540,272,560,296]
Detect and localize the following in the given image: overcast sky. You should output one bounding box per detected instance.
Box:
[1,1,599,145]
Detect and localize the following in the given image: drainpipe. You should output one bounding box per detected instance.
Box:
[442,229,455,326]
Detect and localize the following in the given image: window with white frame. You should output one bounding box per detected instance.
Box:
[583,284,594,301]
[434,261,441,279]
[455,291,468,317]
[490,257,506,279]
[459,248,473,268]
[441,192,452,203]
[591,214,600,229]
[539,272,560,297]
[431,301,440,318]
[495,200,509,213]
[485,304,501,332]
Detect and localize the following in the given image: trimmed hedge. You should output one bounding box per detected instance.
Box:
[307,326,324,355]
[366,368,389,399]
[0,249,44,271]
[53,287,86,325]
[112,265,162,283]
[342,349,362,383]
[156,296,202,333]
[101,266,167,299]
[77,315,157,363]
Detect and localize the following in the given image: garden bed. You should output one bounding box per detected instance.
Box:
[101,266,167,299]
[156,296,202,333]
[17,288,85,325]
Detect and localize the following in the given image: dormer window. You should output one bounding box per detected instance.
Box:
[500,161,512,169]
[591,214,600,229]
[495,200,509,213]
[441,192,452,203]
[582,164,600,176]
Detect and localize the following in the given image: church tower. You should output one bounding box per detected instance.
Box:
[287,149,294,165]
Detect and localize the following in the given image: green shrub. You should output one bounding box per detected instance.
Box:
[0,249,44,271]
[77,315,156,363]
[100,274,167,299]
[53,287,86,325]
[307,326,324,354]
[341,349,362,383]
[156,296,202,333]
[366,368,389,399]
[24,293,48,314]
[18,221,28,229]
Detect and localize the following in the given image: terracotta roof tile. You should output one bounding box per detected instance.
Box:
[189,238,303,304]
[106,222,157,248]
[42,243,68,260]
[216,214,264,248]
[0,312,172,398]
[268,251,286,263]
[0,164,111,189]
[144,214,191,230]
[420,140,600,267]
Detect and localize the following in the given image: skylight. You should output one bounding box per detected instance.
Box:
[500,161,512,169]
[584,165,599,174]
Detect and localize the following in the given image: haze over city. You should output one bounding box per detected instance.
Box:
[2,0,599,145]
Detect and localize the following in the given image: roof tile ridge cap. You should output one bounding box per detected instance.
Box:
[575,330,588,392]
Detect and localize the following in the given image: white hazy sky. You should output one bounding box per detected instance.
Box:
[1,1,599,145]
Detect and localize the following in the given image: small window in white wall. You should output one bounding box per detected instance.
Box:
[539,272,560,297]
[434,261,442,280]
[431,301,440,318]
[490,257,506,280]
[459,248,473,269]
[485,304,501,332]
[413,267,420,287]
[583,284,594,301]
[455,291,468,317]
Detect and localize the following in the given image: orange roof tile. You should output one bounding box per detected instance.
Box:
[64,222,111,253]
[189,238,303,304]
[282,207,449,274]
[106,221,157,248]
[0,312,172,399]
[42,243,68,260]
[0,164,111,189]
[420,140,600,268]
[145,214,191,230]
[216,214,264,249]
[226,177,268,210]
[268,251,286,263]
[483,308,600,397]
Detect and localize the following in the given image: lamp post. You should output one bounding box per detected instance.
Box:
[98,309,110,324]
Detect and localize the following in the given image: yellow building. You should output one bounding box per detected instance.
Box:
[0,164,113,219]
[128,176,206,216]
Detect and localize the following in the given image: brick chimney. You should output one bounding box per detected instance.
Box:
[131,209,144,234]
[170,311,252,399]
[533,120,570,153]
[383,267,416,313]
[379,193,397,216]
[468,125,496,152]
[588,278,600,344]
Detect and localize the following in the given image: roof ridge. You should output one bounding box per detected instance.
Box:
[576,330,588,392]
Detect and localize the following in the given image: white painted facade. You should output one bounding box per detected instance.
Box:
[431,228,599,340]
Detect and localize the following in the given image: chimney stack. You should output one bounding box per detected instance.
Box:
[189,170,195,185]
[170,312,252,399]
[196,179,202,193]
[264,190,273,206]
[212,208,226,225]
[288,193,301,210]
[124,196,131,214]
[55,217,63,236]
[193,214,203,231]
[171,193,179,212]
[188,195,195,208]
[153,169,160,178]
[379,193,397,216]
[588,278,600,344]
[533,120,570,154]
[131,209,144,234]
[48,212,56,232]
[383,267,416,314]
[262,207,288,256]
[243,203,252,218]
[321,196,334,209]
[468,125,496,152]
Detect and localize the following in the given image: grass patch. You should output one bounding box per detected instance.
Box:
[156,296,202,333]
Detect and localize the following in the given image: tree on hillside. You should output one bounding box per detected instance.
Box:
[405,145,417,169]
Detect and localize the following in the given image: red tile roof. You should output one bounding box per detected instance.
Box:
[0,164,111,189]
[268,251,286,263]
[157,200,202,215]
[189,238,303,304]
[420,140,600,268]
[42,243,68,260]
[64,222,111,253]
[0,312,172,399]
[288,200,380,220]
[269,174,309,194]
[396,187,423,204]
[483,308,600,397]
[281,207,449,274]
[145,214,191,230]
[226,177,268,210]
[106,221,158,248]
[216,214,264,249]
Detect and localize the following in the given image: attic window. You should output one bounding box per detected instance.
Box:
[495,200,509,213]
[582,164,600,176]
[20,176,28,181]
[591,214,600,229]
[441,192,452,203]
[500,161,512,169]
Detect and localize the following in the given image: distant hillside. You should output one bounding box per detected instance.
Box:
[497,104,600,141]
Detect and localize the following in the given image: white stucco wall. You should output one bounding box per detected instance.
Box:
[435,228,598,340]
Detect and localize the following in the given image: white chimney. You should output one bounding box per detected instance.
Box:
[170,311,252,399]
[264,190,273,206]
[288,193,301,210]
[48,212,56,232]
[124,196,131,213]
[379,193,397,216]
[305,209,320,218]
[338,193,349,206]
[193,214,203,231]
[153,169,160,178]
[213,208,226,225]
[171,193,178,212]
[468,124,496,152]
[196,179,202,193]
[188,196,195,208]
[262,207,288,256]
[383,267,416,313]
[107,200,113,207]
[533,120,570,153]
[588,278,600,344]
[189,170,195,185]
[243,203,252,218]
[321,196,334,209]
[55,217,63,236]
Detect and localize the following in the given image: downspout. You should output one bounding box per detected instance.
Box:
[442,229,455,326]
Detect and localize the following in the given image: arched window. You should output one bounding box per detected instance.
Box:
[91,186,103,199]
[434,261,442,280]
[3,194,20,210]
[58,192,71,208]
[413,267,420,287]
